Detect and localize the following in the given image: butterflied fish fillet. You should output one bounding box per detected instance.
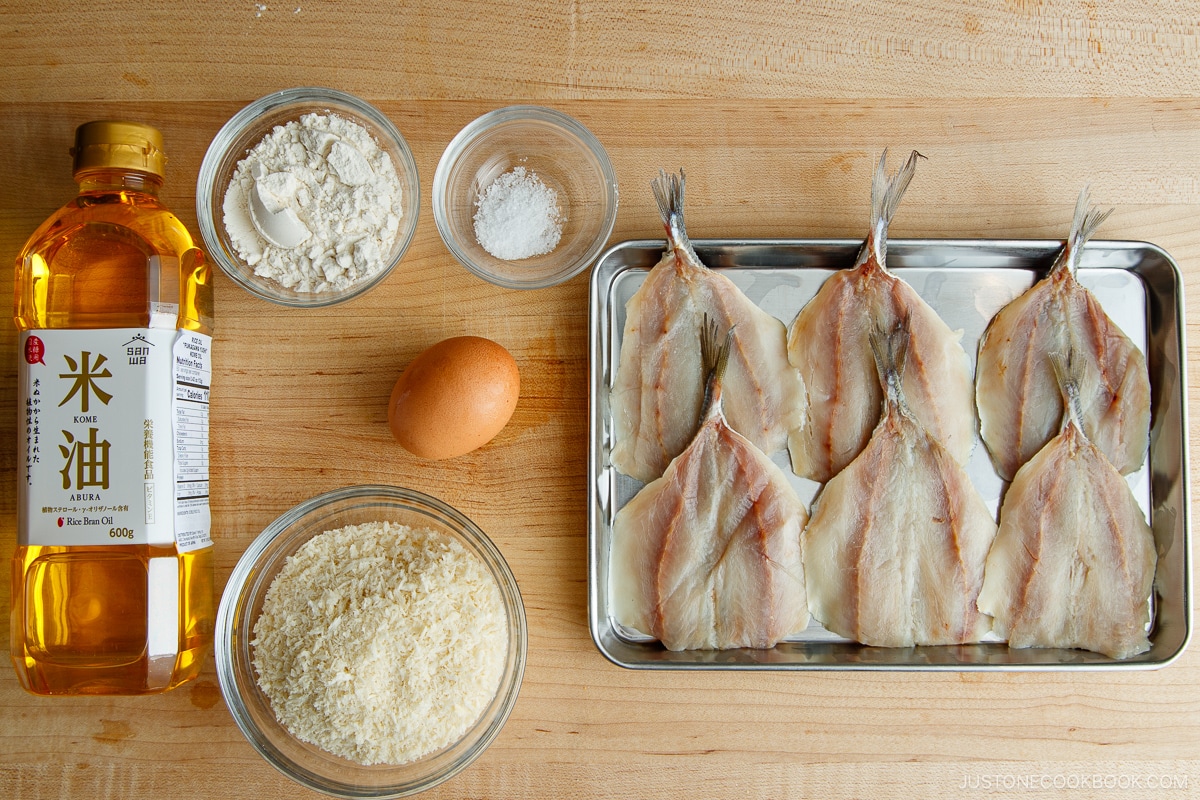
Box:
[787,150,975,483]
[611,318,809,651]
[977,351,1156,659]
[610,169,805,483]
[803,315,996,647]
[976,188,1150,481]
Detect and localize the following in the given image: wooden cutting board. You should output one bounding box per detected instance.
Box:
[1,3,1198,798]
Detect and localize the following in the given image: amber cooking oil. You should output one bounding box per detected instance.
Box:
[12,121,215,695]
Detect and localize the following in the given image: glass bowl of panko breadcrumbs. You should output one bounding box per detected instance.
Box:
[215,484,527,798]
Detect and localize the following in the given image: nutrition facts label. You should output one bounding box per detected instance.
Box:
[172,331,212,552]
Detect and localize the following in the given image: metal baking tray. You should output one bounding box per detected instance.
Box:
[588,239,1191,670]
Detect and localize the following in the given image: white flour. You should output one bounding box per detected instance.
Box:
[222,112,403,293]
[473,167,563,260]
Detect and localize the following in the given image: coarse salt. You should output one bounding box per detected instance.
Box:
[473,166,563,260]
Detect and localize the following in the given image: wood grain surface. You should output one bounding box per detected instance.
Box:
[1,2,1198,799]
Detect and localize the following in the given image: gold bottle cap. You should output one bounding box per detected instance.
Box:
[71,120,167,179]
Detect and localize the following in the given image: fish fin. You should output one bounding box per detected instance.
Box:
[698,313,735,427]
[650,169,706,270]
[867,311,912,414]
[1048,348,1087,435]
[651,168,684,231]
[866,149,925,267]
[1056,186,1114,277]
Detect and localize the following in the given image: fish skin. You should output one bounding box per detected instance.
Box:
[610,169,805,484]
[976,189,1151,481]
[611,317,809,651]
[976,422,1156,659]
[802,319,996,647]
[787,150,975,483]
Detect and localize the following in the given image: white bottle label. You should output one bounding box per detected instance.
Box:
[18,327,212,552]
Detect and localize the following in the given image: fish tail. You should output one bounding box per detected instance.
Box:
[651,168,706,270]
[1048,347,1088,435]
[864,149,925,268]
[698,313,735,426]
[867,311,912,414]
[1057,186,1114,277]
[651,168,688,244]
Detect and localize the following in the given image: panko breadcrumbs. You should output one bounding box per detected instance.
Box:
[252,521,507,765]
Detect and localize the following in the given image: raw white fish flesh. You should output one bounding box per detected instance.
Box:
[976,350,1156,659]
[611,317,809,651]
[803,315,996,647]
[976,188,1151,481]
[610,169,805,483]
[787,151,975,483]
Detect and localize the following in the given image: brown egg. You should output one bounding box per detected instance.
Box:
[388,336,520,460]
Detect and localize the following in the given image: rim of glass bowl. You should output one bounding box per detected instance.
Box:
[432,105,618,290]
[215,484,527,799]
[196,87,420,308]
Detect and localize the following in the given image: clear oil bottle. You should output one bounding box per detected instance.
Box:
[12,121,214,695]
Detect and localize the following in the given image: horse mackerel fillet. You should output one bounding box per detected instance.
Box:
[611,317,809,651]
[975,187,1151,482]
[786,150,975,484]
[610,169,805,483]
[802,315,996,647]
[976,350,1156,659]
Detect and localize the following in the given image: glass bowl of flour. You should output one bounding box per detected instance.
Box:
[197,87,420,306]
[433,106,618,289]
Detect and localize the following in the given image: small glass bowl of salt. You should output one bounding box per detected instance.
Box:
[197,87,420,307]
[433,106,618,290]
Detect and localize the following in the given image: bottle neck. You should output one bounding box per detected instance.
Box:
[75,169,163,196]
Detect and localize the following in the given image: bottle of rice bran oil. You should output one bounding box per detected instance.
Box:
[11,121,214,695]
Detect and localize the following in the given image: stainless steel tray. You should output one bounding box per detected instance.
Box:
[588,239,1191,670]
